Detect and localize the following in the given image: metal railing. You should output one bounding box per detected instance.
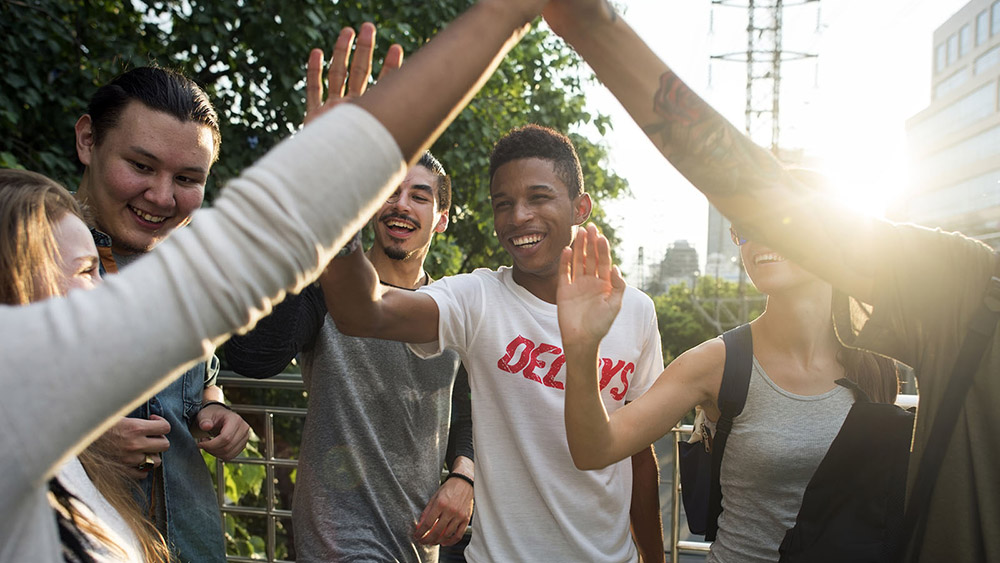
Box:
[668,393,919,560]
[214,371,305,563]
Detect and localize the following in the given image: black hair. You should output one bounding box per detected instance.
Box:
[87,66,221,161]
[417,150,451,211]
[488,124,584,198]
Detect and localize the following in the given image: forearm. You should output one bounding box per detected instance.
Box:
[563,343,619,470]
[202,385,225,403]
[548,4,875,298]
[318,246,384,337]
[225,288,322,378]
[450,455,474,480]
[446,365,474,465]
[353,0,537,162]
[630,445,664,563]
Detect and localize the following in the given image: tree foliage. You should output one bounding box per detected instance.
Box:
[0,0,629,278]
[653,276,765,363]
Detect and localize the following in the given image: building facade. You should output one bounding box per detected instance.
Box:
[899,0,1000,248]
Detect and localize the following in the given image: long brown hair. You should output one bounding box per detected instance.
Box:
[0,169,170,562]
[0,169,82,304]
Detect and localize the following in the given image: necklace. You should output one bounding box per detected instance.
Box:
[379,273,429,292]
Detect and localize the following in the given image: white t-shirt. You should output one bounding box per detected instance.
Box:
[411,267,663,563]
[56,458,144,562]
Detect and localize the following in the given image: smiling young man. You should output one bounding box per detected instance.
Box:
[225,152,476,563]
[73,67,250,562]
[322,125,665,563]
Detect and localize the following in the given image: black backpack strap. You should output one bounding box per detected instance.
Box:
[897,262,1000,560]
[706,322,754,540]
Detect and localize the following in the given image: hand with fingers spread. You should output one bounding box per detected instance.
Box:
[304,22,404,126]
[556,223,627,353]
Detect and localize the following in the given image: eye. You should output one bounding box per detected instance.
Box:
[129,160,152,172]
[414,194,431,203]
[176,175,204,186]
[493,200,511,210]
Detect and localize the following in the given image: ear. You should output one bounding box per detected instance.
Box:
[75,115,96,167]
[434,210,449,233]
[573,193,593,225]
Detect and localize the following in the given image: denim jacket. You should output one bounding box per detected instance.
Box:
[92,228,226,562]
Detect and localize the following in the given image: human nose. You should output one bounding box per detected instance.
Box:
[511,200,533,225]
[144,174,175,209]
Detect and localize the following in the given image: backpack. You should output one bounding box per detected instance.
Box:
[777,379,914,563]
[677,323,752,539]
[779,266,1000,562]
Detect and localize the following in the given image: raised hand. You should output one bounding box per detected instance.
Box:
[556,223,626,352]
[304,22,405,126]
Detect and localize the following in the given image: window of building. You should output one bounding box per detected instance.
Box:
[975,44,1000,74]
[978,10,989,45]
[961,24,972,56]
[936,43,948,73]
[948,33,960,64]
[992,1,1000,35]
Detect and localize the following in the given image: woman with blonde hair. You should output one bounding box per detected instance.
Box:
[0,169,170,562]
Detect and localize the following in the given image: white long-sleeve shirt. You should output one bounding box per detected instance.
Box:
[0,104,404,562]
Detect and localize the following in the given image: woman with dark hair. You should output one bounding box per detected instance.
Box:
[557,214,898,563]
[0,170,170,562]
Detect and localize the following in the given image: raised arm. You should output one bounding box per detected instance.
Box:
[2,0,548,497]
[352,0,543,164]
[544,1,880,302]
[318,244,441,343]
[557,225,724,469]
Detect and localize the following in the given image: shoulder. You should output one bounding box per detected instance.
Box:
[622,285,656,316]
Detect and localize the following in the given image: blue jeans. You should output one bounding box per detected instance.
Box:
[132,363,226,562]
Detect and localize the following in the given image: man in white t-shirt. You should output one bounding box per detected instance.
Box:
[322,124,665,563]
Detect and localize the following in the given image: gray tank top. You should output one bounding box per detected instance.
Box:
[706,357,854,563]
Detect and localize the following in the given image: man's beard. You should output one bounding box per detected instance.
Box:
[384,244,415,261]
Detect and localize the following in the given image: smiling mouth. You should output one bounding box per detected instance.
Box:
[754,252,785,265]
[129,205,167,224]
[384,218,417,236]
[511,233,544,248]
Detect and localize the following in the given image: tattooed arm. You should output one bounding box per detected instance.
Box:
[543,1,880,301]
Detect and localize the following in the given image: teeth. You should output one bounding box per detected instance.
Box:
[755,252,785,265]
[512,234,543,247]
[385,219,415,231]
[130,206,166,224]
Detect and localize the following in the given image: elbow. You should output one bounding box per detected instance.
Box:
[569,448,612,472]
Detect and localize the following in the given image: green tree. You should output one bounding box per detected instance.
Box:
[2,2,633,558]
[1,0,628,279]
[653,276,765,362]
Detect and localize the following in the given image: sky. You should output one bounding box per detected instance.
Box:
[573,0,972,282]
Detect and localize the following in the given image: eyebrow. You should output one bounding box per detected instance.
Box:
[129,145,209,175]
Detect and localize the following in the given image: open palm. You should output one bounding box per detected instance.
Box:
[556,224,626,350]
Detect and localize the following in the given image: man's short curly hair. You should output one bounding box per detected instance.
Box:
[488,124,584,198]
